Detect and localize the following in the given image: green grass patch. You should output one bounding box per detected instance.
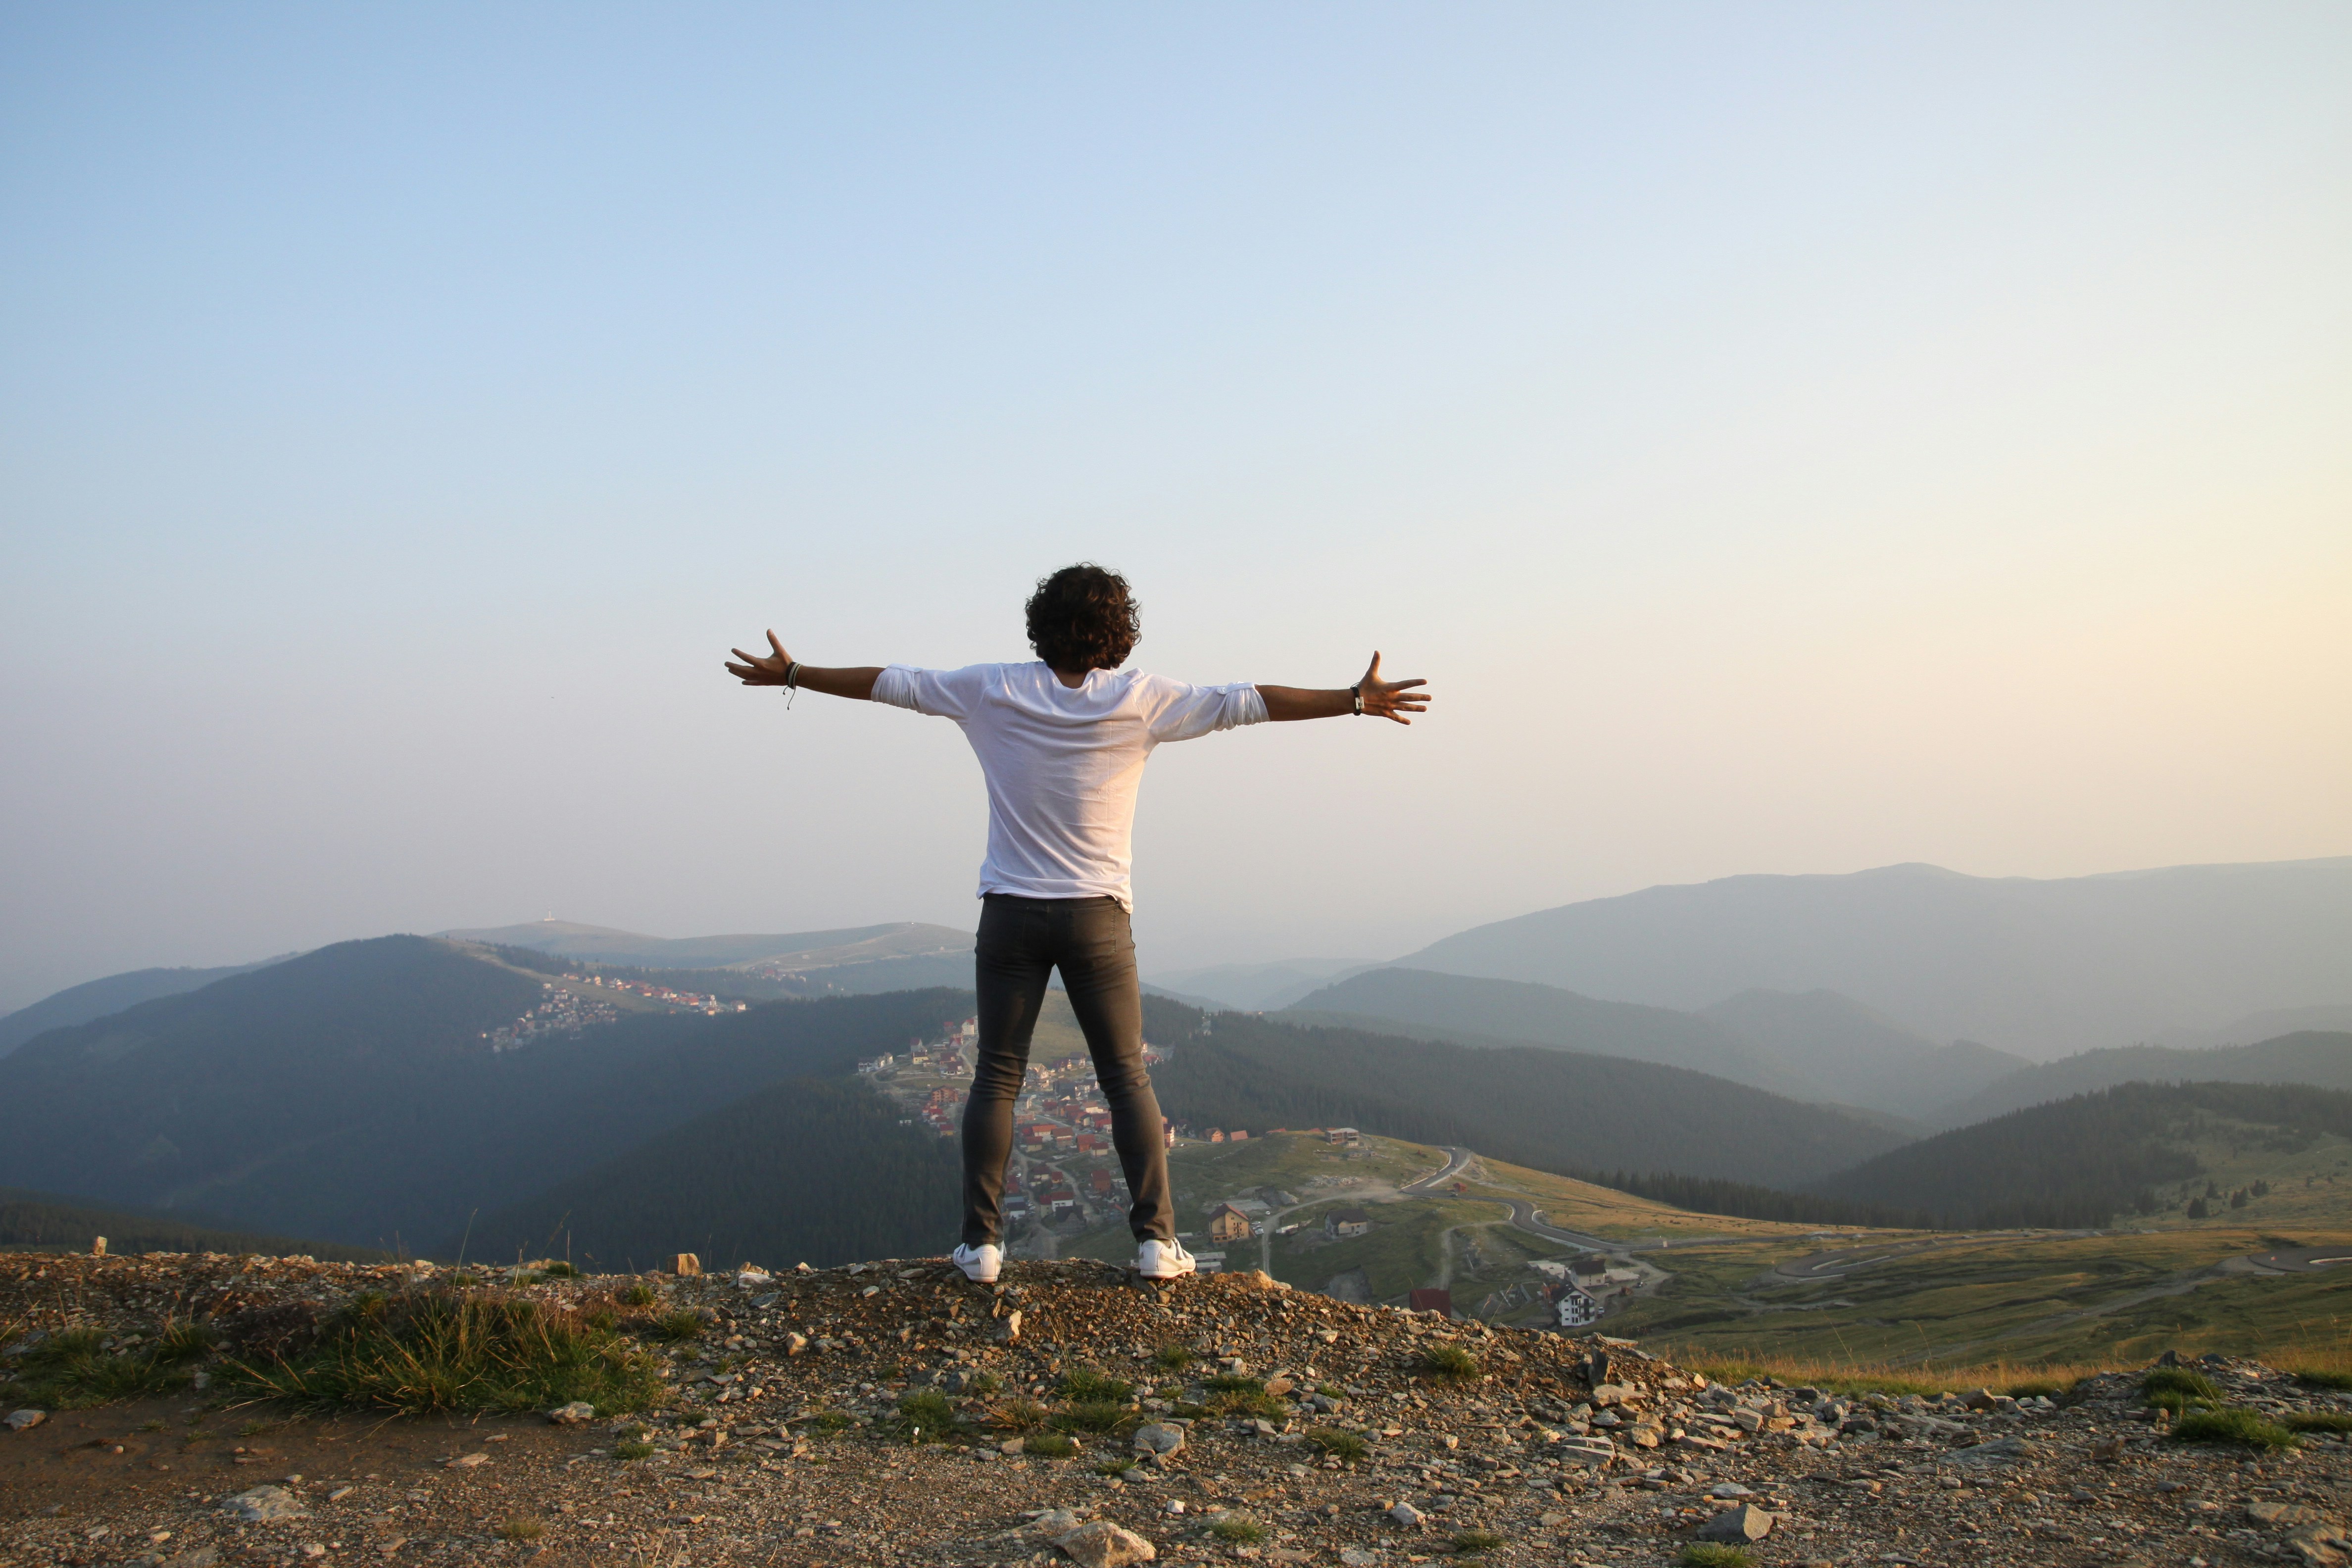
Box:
[1,1322,220,1409]
[2143,1368,2223,1413]
[221,1290,660,1417]
[1207,1512,1265,1544]
[612,1440,657,1461]
[1418,1343,1479,1382]
[1204,1387,1283,1420]
[1024,1432,1078,1458]
[650,1310,707,1342]
[992,1398,1051,1432]
[2004,1378,2066,1399]
[1094,1456,1139,1477]
[800,1407,855,1433]
[619,1282,659,1308]
[497,1517,545,1542]
[1203,1371,1263,1392]
[1307,1426,1368,1462]
[1054,1399,1133,1434]
[1059,1367,1133,1401]
[539,1262,579,1278]
[961,1371,1003,1396]
[1151,1343,1196,1371]
[2171,1407,2298,1450]
[1451,1528,1504,1553]
[2286,1411,2352,1434]
[1680,1546,1754,1568]
[2296,1368,2352,1391]
[894,1388,960,1443]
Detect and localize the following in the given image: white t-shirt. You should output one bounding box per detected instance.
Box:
[872,661,1268,907]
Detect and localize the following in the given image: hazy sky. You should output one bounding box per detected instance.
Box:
[3,4,2348,1013]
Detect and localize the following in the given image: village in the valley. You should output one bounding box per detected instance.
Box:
[860,1013,1657,1335]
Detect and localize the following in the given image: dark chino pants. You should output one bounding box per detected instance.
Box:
[960,893,1174,1248]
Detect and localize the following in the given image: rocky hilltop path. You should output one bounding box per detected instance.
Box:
[7,1250,2352,1567]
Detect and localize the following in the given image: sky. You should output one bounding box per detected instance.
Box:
[2,4,2348,1013]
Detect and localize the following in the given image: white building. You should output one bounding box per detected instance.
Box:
[1555,1285,1603,1328]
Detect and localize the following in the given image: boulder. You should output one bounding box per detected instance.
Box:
[3,1409,46,1433]
[1695,1503,1775,1543]
[219,1486,307,1523]
[1132,1423,1186,1458]
[1053,1519,1156,1567]
[547,1402,595,1425]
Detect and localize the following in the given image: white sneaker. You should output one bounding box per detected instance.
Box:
[951,1242,1001,1283]
[1136,1239,1196,1280]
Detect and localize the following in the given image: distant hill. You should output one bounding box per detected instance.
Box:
[1146,958,1372,1013]
[1935,1031,2352,1127]
[0,1186,386,1262]
[1144,995,1909,1187]
[438,919,973,984]
[1809,1080,2352,1228]
[2147,1004,2352,1049]
[1697,989,2031,1116]
[0,934,972,1250]
[1284,968,1812,1098]
[462,1078,961,1272]
[0,958,290,1059]
[1394,857,2352,1059]
[1282,969,2024,1116]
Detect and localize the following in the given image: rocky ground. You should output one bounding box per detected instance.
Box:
[7,1251,2352,1567]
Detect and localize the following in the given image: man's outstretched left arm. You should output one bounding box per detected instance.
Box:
[1258,652,1430,725]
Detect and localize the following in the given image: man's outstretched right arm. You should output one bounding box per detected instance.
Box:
[725,631,882,700]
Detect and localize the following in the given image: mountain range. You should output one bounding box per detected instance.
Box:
[0,923,2348,1259]
[0,853,2346,1260]
[437,919,974,991]
[0,936,970,1252]
[1283,967,2031,1118]
[1392,857,2352,1058]
[0,957,289,1059]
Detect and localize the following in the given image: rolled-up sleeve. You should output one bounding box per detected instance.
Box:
[872,664,984,720]
[1146,679,1268,742]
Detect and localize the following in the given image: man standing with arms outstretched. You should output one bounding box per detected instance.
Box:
[726,564,1430,1283]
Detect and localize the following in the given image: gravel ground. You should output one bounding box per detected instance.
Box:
[8,1250,2352,1567]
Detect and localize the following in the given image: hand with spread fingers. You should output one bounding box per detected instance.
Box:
[724,630,797,686]
[722,632,882,701]
[1256,650,1432,724]
[1354,651,1431,725]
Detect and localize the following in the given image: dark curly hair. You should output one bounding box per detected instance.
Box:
[1026,563,1140,673]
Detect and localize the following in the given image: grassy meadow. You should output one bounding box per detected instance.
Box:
[1051,1125,2352,1387]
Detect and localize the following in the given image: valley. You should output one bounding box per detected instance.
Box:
[1,867,2349,1384]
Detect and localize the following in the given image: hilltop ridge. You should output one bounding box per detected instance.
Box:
[7,1250,2352,1566]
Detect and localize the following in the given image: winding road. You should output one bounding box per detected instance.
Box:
[2246,1245,2352,1274]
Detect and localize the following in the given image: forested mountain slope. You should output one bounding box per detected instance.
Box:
[462,1079,961,1272]
[0,935,970,1250]
[1807,1080,2352,1228]
[1284,969,2024,1115]
[1283,968,1809,1096]
[0,1186,383,1262]
[0,957,289,1058]
[1144,996,1908,1187]
[1936,1031,2352,1126]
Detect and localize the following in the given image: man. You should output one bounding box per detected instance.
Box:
[725,564,1429,1283]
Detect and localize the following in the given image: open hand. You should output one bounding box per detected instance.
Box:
[1358,652,1430,724]
[724,630,795,686]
